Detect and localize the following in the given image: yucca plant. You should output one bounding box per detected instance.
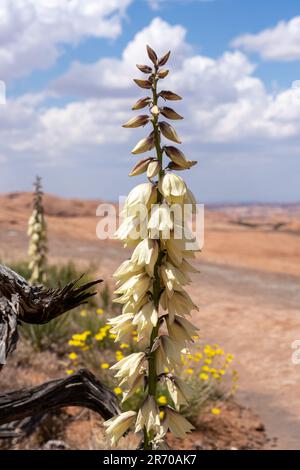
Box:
[104,45,199,450]
[27,176,48,285]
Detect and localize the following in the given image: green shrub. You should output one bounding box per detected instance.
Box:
[7,260,97,352]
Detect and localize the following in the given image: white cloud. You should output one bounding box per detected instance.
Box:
[1,17,300,202]
[231,16,300,61]
[52,17,190,97]
[0,0,132,81]
[49,17,300,145]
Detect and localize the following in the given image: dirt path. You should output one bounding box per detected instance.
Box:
[189,260,300,450]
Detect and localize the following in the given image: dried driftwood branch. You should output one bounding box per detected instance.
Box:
[0,265,120,433]
[0,369,120,427]
[0,264,102,367]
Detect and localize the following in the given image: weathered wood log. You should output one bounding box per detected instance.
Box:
[0,414,45,439]
[0,264,102,366]
[0,265,120,434]
[0,369,120,426]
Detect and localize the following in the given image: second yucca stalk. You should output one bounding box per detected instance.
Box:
[104,45,199,450]
[27,176,48,285]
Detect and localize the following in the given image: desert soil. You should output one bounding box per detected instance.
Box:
[1,192,300,449]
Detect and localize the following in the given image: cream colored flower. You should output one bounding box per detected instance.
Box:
[114,273,151,304]
[167,316,198,348]
[161,406,194,438]
[130,238,159,276]
[122,372,145,402]
[160,261,189,297]
[164,236,188,267]
[135,396,160,433]
[104,411,137,446]
[160,290,198,323]
[115,215,146,246]
[179,258,199,276]
[108,313,134,341]
[121,295,148,315]
[133,302,158,342]
[148,203,173,238]
[156,335,181,374]
[110,352,146,385]
[165,376,192,408]
[113,259,144,282]
[158,173,186,203]
[122,183,157,217]
[184,188,197,213]
[152,435,170,450]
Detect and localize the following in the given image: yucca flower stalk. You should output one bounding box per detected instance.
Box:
[27,175,48,284]
[105,45,199,450]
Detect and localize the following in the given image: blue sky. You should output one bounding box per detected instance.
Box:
[1,0,300,203]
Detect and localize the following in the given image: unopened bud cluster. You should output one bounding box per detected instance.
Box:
[27,176,48,284]
[104,45,199,450]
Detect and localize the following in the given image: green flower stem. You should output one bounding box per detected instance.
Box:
[144,67,164,450]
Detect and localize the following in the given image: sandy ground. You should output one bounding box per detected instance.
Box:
[1,192,300,449]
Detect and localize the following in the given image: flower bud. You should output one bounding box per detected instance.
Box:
[133,79,152,89]
[158,50,171,67]
[160,107,183,120]
[147,160,160,178]
[132,97,152,110]
[136,64,152,74]
[167,162,184,171]
[129,157,154,176]
[168,161,196,171]
[159,121,182,143]
[150,105,160,116]
[164,146,197,169]
[122,115,149,128]
[131,132,155,154]
[146,45,158,64]
[160,90,182,101]
[158,69,169,79]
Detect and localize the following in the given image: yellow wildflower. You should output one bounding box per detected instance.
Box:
[68,352,78,361]
[114,387,123,395]
[94,333,104,341]
[199,373,209,381]
[120,343,129,349]
[66,369,74,375]
[116,351,124,360]
[101,363,110,369]
[68,340,84,347]
[97,308,104,315]
[215,348,224,355]
[211,408,221,415]
[80,309,87,317]
[185,368,194,375]
[158,395,168,405]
